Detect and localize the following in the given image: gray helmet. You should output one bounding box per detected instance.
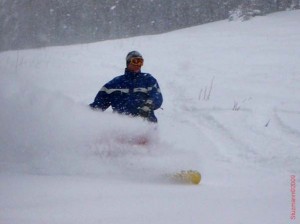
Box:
[126,51,143,65]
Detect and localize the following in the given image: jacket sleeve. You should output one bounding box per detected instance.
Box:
[89,84,111,110]
[147,78,163,110]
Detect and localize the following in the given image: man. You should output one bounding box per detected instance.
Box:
[90,51,163,123]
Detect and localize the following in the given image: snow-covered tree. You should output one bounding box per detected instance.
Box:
[0,0,298,52]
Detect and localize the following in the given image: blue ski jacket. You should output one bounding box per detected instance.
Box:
[90,69,163,122]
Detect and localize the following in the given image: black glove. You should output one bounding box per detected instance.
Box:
[138,100,153,118]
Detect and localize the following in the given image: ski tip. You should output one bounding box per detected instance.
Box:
[172,170,201,185]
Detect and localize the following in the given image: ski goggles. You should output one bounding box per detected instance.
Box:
[129,57,144,66]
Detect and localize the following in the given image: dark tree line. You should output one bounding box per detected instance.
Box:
[0,0,299,52]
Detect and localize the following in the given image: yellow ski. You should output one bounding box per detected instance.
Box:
[172,170,201,185]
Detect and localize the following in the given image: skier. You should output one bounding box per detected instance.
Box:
[90,51,163,123]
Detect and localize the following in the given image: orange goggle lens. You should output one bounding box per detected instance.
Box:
[130,57,144,66]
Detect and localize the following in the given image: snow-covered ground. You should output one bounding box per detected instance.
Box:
[1,10,300,224]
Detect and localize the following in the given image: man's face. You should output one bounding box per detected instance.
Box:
[127,57,143,73]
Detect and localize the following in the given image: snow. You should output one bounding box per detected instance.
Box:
[1,10,300,224]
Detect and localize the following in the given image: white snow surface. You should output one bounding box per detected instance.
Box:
[1,11,300,224]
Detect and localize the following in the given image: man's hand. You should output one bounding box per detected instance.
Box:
[139,100,153,118]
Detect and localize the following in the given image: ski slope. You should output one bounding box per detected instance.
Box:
[1,10,300,224]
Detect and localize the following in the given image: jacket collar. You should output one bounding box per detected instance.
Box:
[124,68,141,77]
